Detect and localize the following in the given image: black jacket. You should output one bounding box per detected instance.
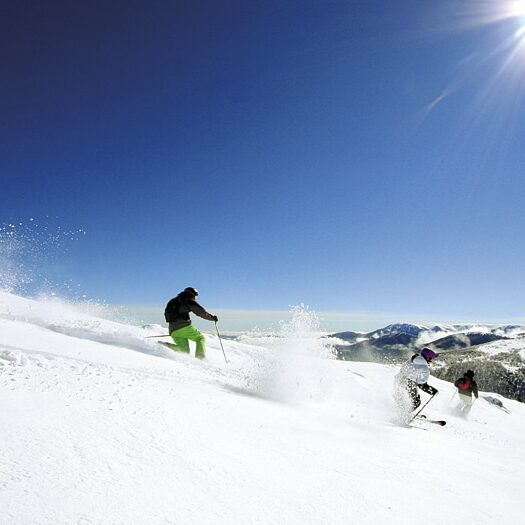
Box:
[165,292,216,333]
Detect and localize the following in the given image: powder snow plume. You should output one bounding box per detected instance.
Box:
[0,218,86,297]
[246,304,334,404]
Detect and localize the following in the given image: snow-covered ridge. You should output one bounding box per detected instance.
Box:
[1,292,524,524]
[331,321,525,350]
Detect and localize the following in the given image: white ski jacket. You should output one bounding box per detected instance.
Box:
[395,355,429,385]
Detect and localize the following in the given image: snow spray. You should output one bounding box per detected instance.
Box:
[252,304,333,404]
[0,220,181,359]
[0,219,86,297]
[0,219,123,324]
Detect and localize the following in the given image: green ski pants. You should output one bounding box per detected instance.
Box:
[170,325,206,358]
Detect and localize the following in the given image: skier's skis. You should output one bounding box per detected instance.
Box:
[157,341,177,350]
[157,341,192,356]
[413,416,446,426]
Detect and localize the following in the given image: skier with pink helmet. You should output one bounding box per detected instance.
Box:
[394,347,439,413]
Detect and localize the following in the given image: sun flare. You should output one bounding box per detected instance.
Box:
[424,1,525,126]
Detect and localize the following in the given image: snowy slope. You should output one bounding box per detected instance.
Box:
[1,292,524,525]
[474,336,525,359]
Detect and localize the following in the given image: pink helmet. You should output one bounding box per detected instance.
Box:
[420,348,437,362]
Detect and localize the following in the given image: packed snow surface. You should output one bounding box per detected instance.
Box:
[1,292,524,524]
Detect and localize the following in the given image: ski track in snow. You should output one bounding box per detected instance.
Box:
[1,292,524,524]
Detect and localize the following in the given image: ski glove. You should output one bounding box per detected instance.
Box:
[211,315,219,322]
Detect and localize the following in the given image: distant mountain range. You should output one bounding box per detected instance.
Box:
[331,323,525,355]
[329,323,525,402]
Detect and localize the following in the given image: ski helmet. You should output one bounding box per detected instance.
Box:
[183,287,199,298]
[420,348,437,362]
[465,369,475,378]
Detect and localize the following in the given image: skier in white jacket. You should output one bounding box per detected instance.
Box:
[394,348,438,412]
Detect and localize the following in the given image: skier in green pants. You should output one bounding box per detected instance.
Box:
[164,287,218,359]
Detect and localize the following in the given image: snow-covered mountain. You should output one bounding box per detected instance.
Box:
[331,322,525,354]
[330,323,449,361]
[1,292,524,524]
[330,322,525,402]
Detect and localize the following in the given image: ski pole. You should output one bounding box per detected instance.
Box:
[144,334,171,338]
[215,322,228,363]
[411,393,436,421]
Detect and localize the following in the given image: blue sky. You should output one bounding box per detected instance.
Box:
[1,1,524,324]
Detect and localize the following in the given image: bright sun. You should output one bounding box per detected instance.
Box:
[510,0,525,39]
[511,0,525,18]
[509,1,525,39]
[457,0,525,33]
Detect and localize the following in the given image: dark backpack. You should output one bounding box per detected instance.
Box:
[164,296,182,323]
[457,377,472,391]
